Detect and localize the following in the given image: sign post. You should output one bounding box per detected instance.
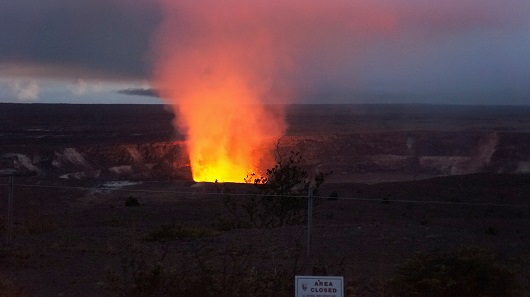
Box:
[295,276,344,297]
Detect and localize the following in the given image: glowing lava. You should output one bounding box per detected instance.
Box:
[154,63,285,183]
[176,90,285,183]
[162,85,285,183]
[150,1,286,182]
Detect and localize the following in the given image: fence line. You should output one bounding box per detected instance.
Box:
[1,181,529,209]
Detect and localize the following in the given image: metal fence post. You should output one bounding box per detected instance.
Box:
[7,176,14,246]
[307,187,313,258]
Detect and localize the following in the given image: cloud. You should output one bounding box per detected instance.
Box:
[70,79,105,96]
[0,0,529,103]
[116,88,159,97]
[71,79,88,96]
[10,80,39,101]
[154,1,527,100]
[149,0,401,101]
[2,0,527,81]
[0,0,161,80]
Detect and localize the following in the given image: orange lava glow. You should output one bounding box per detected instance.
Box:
[149,1,397,182]
[154,55,286,182]
[151,1,287,182]
[180,102,283,183]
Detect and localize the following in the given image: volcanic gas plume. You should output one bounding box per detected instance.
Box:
[150,0,396,182]
[149,2,285,182]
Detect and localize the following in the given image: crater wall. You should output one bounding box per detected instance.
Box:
[2,103,529,182]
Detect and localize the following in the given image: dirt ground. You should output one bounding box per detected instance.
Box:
[1,174,529,297]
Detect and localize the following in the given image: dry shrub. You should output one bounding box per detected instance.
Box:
[102,240,305,297]
[386,247,523,297]
[222,150,330,229]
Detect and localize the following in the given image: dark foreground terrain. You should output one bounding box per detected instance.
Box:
[1,103,530,296]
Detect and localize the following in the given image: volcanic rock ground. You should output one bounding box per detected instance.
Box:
[0,103,530,296]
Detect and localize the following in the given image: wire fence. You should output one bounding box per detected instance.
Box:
[2,180,529,208]
[2,177,530,254]
[1,177,529,296]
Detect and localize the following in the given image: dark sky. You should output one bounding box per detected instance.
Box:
[0,0,159,78]
[1,0,529,104]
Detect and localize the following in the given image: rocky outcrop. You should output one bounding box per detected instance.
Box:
[0,131,530,181]
[2,103,529,182]
[2,141,190,180]
[279,131,530,181]
[3,131,530,179]
[2,131,529,182]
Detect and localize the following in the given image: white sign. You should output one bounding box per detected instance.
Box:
[295,276,344,297]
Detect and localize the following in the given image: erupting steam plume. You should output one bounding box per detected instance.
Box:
[151,1,289,182]
[150,0,395,182]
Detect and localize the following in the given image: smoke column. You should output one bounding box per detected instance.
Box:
[149,0,396,182]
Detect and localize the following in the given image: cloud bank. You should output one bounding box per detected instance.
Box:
[10,80,39,101]
[0,0,160,80]
[0,0,529,103]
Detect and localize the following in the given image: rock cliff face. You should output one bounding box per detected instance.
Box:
[2,142,190,180]
[2,131,529,182]
[1,103,529,182]
[279,131,530,181]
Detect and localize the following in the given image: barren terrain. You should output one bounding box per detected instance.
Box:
[1,103,530,296]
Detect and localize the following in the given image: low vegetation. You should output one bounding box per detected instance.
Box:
[222,150,330,229]
[102,240,305,297]
[385,247,522,297]
[102,240,526,297]
[125,196,141,207]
